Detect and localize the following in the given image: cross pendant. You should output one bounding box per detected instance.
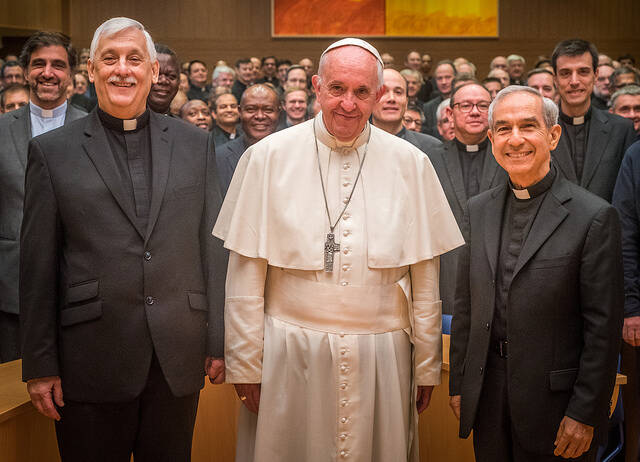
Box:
[324,233,340,272]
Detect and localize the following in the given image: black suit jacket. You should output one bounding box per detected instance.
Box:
[20,110,226,402]
[0,103,87,316]
[552,107,635,201]
[215,134,249,197]
[421,95,443,137]
[426,140,507,314]
[396,127,442,154]
[450,173,623,454]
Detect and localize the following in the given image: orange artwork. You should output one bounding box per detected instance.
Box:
[273,0,385,36]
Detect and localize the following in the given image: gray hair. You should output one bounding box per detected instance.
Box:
[436,98,450,123]
[488,85,558,129]
[400,68,424,85]
[213,65,235,80]
[609,84,640,109]
[317,46,384,91]
[90,17,156,62]
[507,54,525,65]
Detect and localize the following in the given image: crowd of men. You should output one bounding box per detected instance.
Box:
[1,19,640,462]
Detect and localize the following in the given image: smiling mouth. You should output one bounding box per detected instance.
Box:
[507,151,532,158]
[111,81,135,88]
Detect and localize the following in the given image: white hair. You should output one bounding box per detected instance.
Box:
[488,85,558,129]
[506,54,525,65]
[317,47,384,91]
[90,17,156,62]
[436,98,450,123]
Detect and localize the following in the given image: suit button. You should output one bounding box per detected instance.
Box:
[485,322,490,330]
[145,296,155,305]
[144,251,152,261]
[479,366,484,375]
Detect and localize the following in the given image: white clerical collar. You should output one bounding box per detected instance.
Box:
[30,101,67,119]
[511,188,531,199]
[314,112,370,152]
[572,116,584,125]
[123,119,137,131]
[466,144,479,152]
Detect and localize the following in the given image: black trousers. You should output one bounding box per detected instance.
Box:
[0,311,20,363]
[473,353,596,462]
[55,353,200,462]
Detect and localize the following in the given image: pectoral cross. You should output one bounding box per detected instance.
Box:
[324,233,340,272]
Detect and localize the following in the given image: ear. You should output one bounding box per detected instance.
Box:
[444,106,453,120]
[151,59,159,84]
[87,59,95,83]
[487,128,494,146]
[548,123,562,150]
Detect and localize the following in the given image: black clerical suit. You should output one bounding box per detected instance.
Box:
[395,126,442,153]
[426,139,507,314]
[552,106,635,201]
[216,134,249,197]
[450,167,624,461]
[20,108,226,462]
[0,103,87,364]
[422,94,443,137]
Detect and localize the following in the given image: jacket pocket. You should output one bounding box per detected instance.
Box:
[66,279,99,304]
[188,291,208,311]
[60,301,102,327]
[549,368,578,391]
[528,255,574,270]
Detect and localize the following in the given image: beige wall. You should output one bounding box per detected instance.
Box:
[63,0,640,78]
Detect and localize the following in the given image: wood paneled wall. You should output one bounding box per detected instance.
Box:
[62,0,640,78]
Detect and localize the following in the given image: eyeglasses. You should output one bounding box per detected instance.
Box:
[403,116,422,127]
[453,101,491,113]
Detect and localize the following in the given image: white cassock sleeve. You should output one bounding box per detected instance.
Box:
[224,251,268,383]
[410,257,443,386]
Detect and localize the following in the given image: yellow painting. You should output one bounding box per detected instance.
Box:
[385,0,498,36]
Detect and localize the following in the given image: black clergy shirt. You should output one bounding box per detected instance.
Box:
[98,107,152,232]
[455,138,489,198]
[492,166,556,345]
[558,107,592,182]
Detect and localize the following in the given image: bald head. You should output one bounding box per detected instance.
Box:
[240,83,279,106]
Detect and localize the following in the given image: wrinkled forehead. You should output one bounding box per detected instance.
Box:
[95,26,149,56]
[321,46,378,78]
[495,92,543,119]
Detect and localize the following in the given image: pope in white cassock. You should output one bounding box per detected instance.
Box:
[213,38,464,461]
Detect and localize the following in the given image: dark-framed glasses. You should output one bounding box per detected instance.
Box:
[453,101,491,113]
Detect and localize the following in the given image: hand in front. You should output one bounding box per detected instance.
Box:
[416,385,434,413]
[449,395,461,420]
[623,316,640,346]
[204,357,225,384]
[234,383,261,414]
[554,416,593,459]
[27,376,64,421]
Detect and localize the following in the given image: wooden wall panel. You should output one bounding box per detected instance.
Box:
[0,0,63,33]
[64,0,639,79]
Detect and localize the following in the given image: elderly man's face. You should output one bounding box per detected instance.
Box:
[491,69,510,88]
[554,52,595,109]
[240,87,280,142]
[26,45,72,109]
[214,72,234,89]
[405,52,421,71]
[373,69,407,126]
[404,73,421,98]
[403,109,422,132]
[611,94,640,133]
[2,88,29,113]
[488,91,561,187]
[283,90,308,124]
[528,73,557,101]
[88,27,158,119]
[148,53,179,113]
[181,99,213,131]
[434,64,455,95]
[3,65,24,86]
[491,56,507,71]
[508,59,525,79]
[437,112,455,141]
[213,93,239,126]
[448,84,491,140]
[286,68,307,90]
[595,65,614,97]
[312,46,383,142]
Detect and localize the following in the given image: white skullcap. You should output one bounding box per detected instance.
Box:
[320,38,384,67]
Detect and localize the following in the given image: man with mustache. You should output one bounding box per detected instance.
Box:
[19,17,226,461]
[0,31,86,364]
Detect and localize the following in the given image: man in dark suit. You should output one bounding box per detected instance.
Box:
[450,86,623,461]
[426,81,507,314]
[421,60,456,137]
[0,31,86,364]
[371,68,442,154]
[216,83,280,196]
[20,18,225,462]
[551,39,636,202]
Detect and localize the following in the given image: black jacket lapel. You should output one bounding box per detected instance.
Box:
[81,111,146,238]
[581,110,610,189]
[9,105,31,170]
[442,140,468,212]
[551,133,578,183]
[483,184,508,278]
[145,112,171,242]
